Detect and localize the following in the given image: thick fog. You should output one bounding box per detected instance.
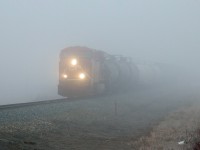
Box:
[0,0,200,104]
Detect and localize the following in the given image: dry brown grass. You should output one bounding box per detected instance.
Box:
[130,102,200,150]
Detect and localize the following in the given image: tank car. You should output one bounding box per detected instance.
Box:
[58,46,139,97]
[136,63,162,87]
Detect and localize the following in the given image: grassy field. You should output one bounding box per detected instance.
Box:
[131,101,200,150]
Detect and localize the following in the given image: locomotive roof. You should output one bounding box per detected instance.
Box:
[60,46,108,58]
[61,46,105,54]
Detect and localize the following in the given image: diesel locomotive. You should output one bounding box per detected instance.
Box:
[58,46,139,97]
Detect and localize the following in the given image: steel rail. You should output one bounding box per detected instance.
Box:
[0,98,71,110]
[0,94,101,110]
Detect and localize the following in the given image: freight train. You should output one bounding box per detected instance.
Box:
[58,46,163,97]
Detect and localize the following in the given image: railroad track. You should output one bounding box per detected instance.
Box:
[0,94,102,110]
[0,86,176,111]
[0,98,70,110]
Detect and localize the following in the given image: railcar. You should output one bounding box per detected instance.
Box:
[58,46,138,97]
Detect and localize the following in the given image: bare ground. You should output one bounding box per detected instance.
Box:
[0,85,198,150]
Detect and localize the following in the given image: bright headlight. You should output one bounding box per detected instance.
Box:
[71,58,77,66]
[63,74,68,79]
[79,73,86,79]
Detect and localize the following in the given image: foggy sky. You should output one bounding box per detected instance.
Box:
[0,0,200,104]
